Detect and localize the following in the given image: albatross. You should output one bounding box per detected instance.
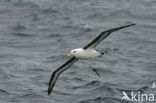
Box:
[48,23,135,95]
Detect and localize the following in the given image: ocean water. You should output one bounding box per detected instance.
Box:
[0,0,156,103]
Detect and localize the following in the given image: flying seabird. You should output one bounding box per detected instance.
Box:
[48,23,136,95]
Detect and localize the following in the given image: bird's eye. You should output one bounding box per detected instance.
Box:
[73,51,76,53]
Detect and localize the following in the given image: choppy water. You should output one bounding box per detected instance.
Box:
[0,0,156,103]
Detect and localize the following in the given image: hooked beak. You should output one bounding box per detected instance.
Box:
[67,52,72,57]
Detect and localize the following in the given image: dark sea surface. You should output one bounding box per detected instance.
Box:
[0,0,156,103]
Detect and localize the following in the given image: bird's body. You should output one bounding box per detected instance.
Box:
[48,23,136,95]
[70,48,102,59]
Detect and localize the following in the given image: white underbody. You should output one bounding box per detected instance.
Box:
[71,48,102,59]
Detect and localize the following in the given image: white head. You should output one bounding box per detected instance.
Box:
[67,48,83,57]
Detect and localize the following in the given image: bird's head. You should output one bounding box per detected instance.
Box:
[67,48,82,57]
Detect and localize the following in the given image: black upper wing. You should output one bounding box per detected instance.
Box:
[48,57,78,95]
[83,23,136,49]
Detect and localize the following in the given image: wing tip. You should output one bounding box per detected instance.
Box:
[48,77,54,95]
[122,23,136,28]
[113,23,136,32]
[48,86,52,95]
[128,23,136,26]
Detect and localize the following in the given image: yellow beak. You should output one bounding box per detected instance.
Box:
[67,52,72,57]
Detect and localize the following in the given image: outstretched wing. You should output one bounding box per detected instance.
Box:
[48,57,78,95]
[83,23,136,49]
